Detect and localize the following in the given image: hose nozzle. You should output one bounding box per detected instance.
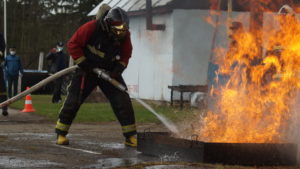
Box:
[93,68,127,92]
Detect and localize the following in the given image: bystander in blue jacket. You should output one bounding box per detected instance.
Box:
[5,47,24,98]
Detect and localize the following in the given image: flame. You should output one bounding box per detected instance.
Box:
[197,3,300,143]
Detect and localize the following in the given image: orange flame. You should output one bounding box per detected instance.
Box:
[198,3,300,143]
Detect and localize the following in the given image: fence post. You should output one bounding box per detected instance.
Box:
[38,52,44,71]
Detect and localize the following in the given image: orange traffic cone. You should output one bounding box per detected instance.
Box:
[22,87,35,113]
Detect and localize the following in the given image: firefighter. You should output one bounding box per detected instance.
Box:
[263,4,297,84]
[0,33,8,116]
[267,4,296,57]
[55,6,137,147]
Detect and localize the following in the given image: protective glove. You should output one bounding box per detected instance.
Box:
[110,62,126,78]
[50,48,57,53]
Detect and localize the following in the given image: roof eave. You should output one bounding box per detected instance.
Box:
[128,6,173,17]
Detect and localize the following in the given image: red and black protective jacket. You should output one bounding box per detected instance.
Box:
[68,19,132,70]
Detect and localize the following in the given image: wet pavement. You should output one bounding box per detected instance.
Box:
[0,108,195,169]
[145,165,208,169]
[1,109,300,169]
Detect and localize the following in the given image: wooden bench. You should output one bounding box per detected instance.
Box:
[168,85,208,109]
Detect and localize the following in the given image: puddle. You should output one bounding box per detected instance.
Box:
[0,133,54,141]
[83,158,139,169]
[0,133,53,138]
[0,156,62,168]
[99,143,125,149]
[145,165,207,169]
[80,140,125,149]
[0,133,81,137]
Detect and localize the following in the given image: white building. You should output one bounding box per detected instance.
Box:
[88,0,252,101]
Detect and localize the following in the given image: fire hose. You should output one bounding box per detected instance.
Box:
[93,68,179,134]
[0,66,128,108]
[0,65,78,108]
[0,66,179,133]
[93,68,127,92]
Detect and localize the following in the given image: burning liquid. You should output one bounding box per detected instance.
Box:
[197,13,300,143]
[128,92,179,134]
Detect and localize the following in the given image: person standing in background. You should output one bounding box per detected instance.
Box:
[5,47,24,98]
[0,33,9,116]
[46,41,68,103]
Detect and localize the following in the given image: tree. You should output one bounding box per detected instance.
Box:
[4,0,102,69]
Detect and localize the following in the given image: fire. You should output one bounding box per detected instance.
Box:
[197,3,300,143]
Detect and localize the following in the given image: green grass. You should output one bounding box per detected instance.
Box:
[10,95,193,123]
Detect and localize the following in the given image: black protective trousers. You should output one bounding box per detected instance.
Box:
[52,77,63,103]
[56,69,136,138]
[0,68,8,112]
[7,75,18,98]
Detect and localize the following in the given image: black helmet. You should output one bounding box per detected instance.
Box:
[104,7,129,39]
[57,41,64,47]
[56,41,64,52]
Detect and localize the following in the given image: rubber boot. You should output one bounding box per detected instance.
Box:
[2,106,8,116]
[2,111,8,116]
[124,135,137,147]
[56,134,69,145]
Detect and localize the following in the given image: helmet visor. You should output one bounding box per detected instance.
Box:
[110,22,128,39]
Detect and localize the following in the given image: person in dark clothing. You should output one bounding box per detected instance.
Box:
[4,47,24,98]
[46,42,69,103]
[55,5,137,147]
[0,33,8,116]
